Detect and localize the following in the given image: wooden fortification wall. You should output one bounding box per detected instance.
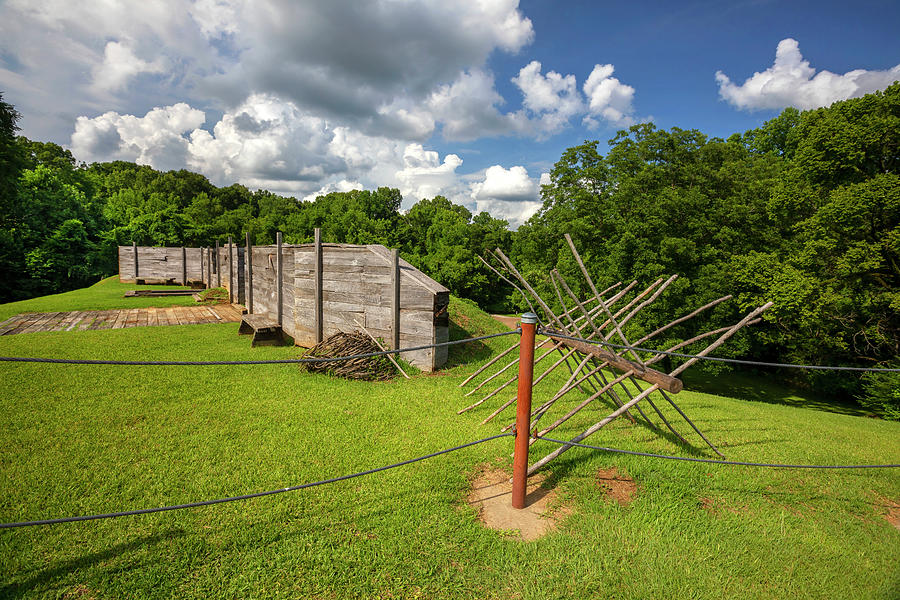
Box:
[118,238,450,371]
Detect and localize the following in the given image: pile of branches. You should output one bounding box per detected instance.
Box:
[302,331,396,381]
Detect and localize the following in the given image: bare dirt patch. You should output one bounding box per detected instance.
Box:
[874,494,900,530]
[466,467,570,541]
[596,467,637,506]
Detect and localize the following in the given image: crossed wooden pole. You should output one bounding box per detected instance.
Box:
[459,234,772,496]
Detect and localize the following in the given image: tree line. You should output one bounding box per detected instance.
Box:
[0,85,897,416]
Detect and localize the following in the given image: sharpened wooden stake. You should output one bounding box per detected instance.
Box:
[527,302,773,475]
[512,313,537,509]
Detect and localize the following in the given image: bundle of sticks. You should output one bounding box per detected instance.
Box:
[302,331,398,381]
[460,233,772,475]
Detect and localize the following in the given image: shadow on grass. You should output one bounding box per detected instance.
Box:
[1,529,186,599]
[683,370,872,418]
[443,321,499,370]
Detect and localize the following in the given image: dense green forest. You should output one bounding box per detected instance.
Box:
[0,86,897,416]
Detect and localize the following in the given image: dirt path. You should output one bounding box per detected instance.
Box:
[491,314,519,329]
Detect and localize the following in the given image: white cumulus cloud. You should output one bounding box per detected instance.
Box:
[582,64,636,128]
[71,103,205,171]
[395,144,465,202]
[92,41,167,93]
[512,61,584,137]
[428,69,522,141]
[470,165,542,228]
[716,38,900,111]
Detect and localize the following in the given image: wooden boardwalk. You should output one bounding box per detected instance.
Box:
[0,304,244,336]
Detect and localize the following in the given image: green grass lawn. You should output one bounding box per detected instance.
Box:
[0,282,898,599]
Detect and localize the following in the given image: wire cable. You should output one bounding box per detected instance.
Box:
[0,329,519,366]
[538,328,900,373]
[536,436,900,469]
[0,432,513,529]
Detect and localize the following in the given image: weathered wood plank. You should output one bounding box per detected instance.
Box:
[550,335,683,393]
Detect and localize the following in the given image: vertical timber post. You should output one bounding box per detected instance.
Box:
[276,231,283,326]
[314,228,323,343]
[512,312,538,509]
[236,246,245,304]
[215,241,221,287]
[228,237,234,303]
[181,246,187,286]
[391,248,400,350]
[246,232,253,314]
[133,242,139,281]
[200,247,205,288]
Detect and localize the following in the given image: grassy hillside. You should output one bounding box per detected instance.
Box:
[0,282,898,599]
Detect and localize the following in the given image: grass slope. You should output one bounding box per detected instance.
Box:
[0,283,898,599]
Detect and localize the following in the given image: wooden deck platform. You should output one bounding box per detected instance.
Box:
[0,304,245,335]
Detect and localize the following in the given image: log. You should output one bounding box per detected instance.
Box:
[549,335,683,393]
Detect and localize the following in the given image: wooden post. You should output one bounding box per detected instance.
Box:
[391,248,400,350]
[228,237,234,303]
[200,247,205,288]
[181,246,187,285]
[512,312,538,509]
[314,228,323,343]
[236,246,245,304]
[133,242,138,281]
[215,241,221,287]
[276,232,283,326]
[246,232,253,314]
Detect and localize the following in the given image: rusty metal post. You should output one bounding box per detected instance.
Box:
[512,312,538,509]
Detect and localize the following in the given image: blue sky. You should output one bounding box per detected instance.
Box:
[1,0,898,227]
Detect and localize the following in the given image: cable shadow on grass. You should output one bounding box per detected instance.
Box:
[1,529,186,599]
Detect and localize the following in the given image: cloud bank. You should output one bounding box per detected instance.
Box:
[1,0,642,227]
[716,38,900,111]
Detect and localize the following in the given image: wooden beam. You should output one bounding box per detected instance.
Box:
[246,232,254,314]
[181,246,186,285]
[391,248,400,350]
[549,335,683,393]
[133,242,138,280]
[228,237,234,302]
[215,241,221,287]
[276,231,283,326]
[314,228,323,343]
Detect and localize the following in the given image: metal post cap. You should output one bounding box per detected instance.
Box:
[520,312,538,324]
